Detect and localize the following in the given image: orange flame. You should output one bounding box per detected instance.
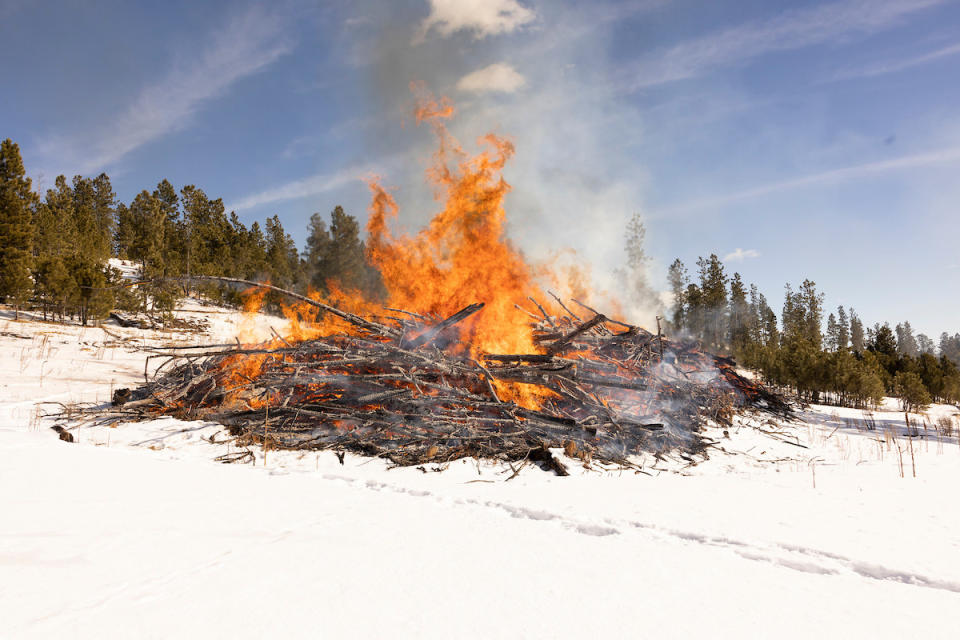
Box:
[366,89,545,358]
[217,286,275,399]
[235,89,615,409]
[281,283,386,342]
[236,286,270,344]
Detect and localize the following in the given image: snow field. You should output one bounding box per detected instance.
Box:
[2,304,959,638]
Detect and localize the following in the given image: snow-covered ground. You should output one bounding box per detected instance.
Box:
[2,303,959,639]
[106,257,142,282]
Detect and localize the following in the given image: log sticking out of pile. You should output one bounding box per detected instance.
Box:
[95,277,790,474]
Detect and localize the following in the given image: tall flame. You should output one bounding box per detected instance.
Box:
[231,89,608,407]
[366,89,545,356]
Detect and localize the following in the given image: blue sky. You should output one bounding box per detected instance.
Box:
[2,0,958,337]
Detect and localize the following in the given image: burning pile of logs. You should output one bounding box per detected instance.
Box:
[103,279,790,474]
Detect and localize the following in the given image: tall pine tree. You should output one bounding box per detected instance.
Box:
[305,211,333,291]
[835,306,849,351]
[728,272,749,356]
[666,258,687,331]
[849,308,865,353]
[696,254,728,350]
[0,139,36,318]
[34,176,79,319]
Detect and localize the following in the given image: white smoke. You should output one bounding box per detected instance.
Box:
[350,1,666,327]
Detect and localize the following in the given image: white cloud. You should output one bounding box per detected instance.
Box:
[226,165,368,212]
[659,145,960,218]
[833,41,960,80]
[625,0,946,90]
[36,5,292,176]
[414,0,534,44]
[723,248,761,262]
[457,63,526,93]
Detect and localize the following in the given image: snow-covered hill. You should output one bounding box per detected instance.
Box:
[2,304,959,639]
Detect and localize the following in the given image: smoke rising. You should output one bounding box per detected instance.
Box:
[350,0,665,328]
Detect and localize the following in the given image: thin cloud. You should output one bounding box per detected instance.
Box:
[833,41,960,80]
[414,0,534,44]
[36,5,292,177]
[723,248,760,262]
[457,63,526,93]
[658,145,960,218]
[226,165,369,212]
[624,0,946,90]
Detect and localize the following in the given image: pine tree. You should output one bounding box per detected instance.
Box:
[128,191,165,271]
[305,211,333,291]
[849,351,885,407]
[835,306,849,351]
[825,312,839,352]
[778,280,823,399]
[939,355,960,403]
[748,284,777,347]
[33,256,72,320]
[781,283,803,345]
[870,323,897,357]
[893,371,931,413]
[868,322,898,391]
[696,254,728,350]
[182,185,232,293]
[71,175,114,262]
[329,206,365,287]
[756,294,780,380]
[226,212,249,280]
[0,139,36,318]
[34,177,79,319]
[684,282,704,342]
[181,185,201,283]
[728,272,749,356]
[264,215,299,289]
[127,190,173,313]
[849,308,865,353]
[917,352,944,401]
[154,179,184,279]
[308,205,377,296]
[939,333,960,366]
[68,175,115,324]
[114,203,136,259]
[91,173,116,258]
[244,221,269,278]
[895,321,919,357]
[666,258,688,331]
[797,279,823,349]
[760,297,778,347]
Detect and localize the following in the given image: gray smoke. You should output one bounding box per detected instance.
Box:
[347,0,666,327]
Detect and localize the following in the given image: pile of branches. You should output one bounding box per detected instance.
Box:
[100,278,790,474]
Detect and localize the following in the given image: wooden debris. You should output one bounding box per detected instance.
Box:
[51,425,74,443]
[82,282,791,475]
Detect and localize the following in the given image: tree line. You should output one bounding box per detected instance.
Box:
[0,138,384,323]
[666,255,960,411]
[3,136,957,410]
